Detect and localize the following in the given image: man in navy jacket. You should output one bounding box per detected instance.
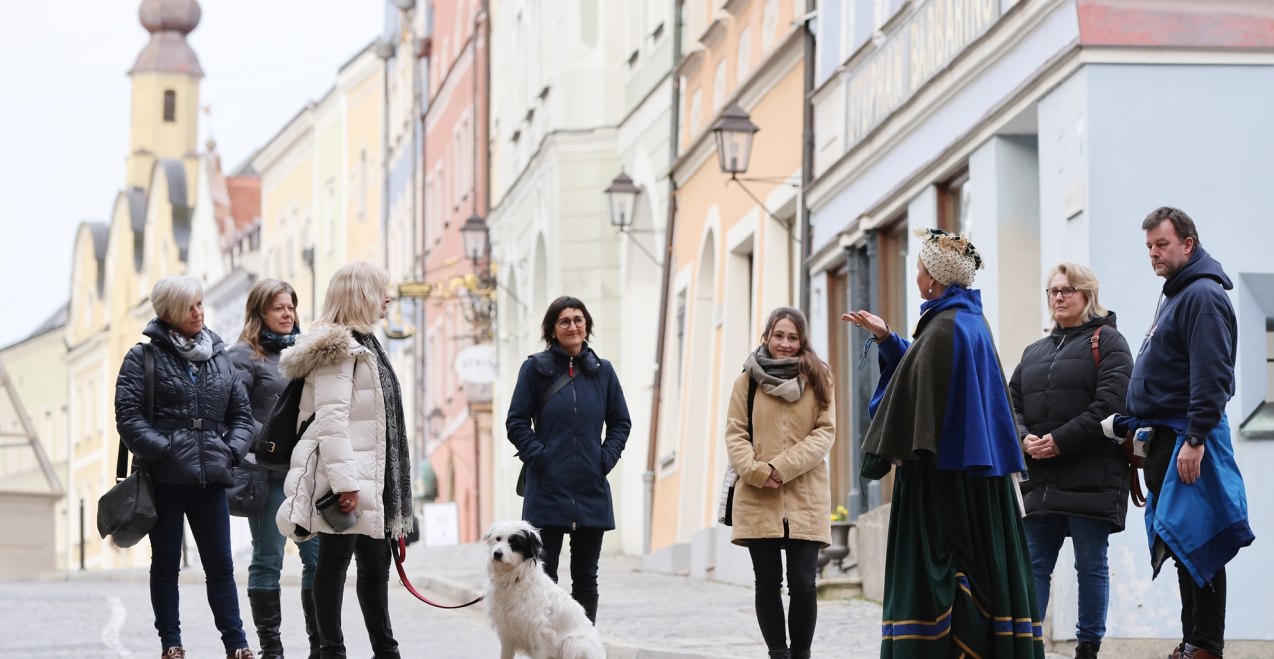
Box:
[1124,207,1253,659]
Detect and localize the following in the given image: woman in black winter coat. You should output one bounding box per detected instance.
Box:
[505,296,631,625]
[1009,262,1133,659]
[114,275,257,659]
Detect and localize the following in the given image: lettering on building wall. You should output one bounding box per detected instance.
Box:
[845,0,999,146]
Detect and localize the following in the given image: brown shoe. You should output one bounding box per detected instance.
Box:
[1169,643,1186,659]
[226,650,255,659]
[1183,644,1222,659]
[162,649,185,659]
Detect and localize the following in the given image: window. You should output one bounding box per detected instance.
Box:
[938,169,972,236]
[162,90,176,122]
[761,0,778,49]
[358,148,368,218]
[712,60,727,111]
[736,26,753,79]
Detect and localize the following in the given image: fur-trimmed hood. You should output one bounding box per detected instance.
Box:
[277,324,364,380]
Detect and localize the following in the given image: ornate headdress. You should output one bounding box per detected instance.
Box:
[915,228,984,287]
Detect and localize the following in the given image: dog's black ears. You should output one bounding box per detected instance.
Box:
[527,529,544,563]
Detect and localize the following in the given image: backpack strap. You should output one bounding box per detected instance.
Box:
[745,377,758,445]
[1090,325,1103,368]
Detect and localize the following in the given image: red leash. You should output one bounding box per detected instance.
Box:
[391,537,485,609]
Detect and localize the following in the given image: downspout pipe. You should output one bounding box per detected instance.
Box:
[798,1,816,314]
[644,0,682,556]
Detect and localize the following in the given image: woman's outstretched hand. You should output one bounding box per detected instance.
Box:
[842,310,890,341]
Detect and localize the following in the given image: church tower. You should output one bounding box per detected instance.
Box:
[125,0,203,194]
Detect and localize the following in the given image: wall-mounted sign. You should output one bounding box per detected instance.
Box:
[454,344,497,385]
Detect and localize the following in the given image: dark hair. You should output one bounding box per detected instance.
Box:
[540,296,594,347]
[1142,206,1201,250]
[761,307,832,410]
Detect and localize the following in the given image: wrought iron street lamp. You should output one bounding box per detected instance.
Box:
[604,171,641,230]
[711,103,759,176]
[460,214,490,263]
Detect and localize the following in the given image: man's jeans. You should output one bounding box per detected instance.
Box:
[149,481,248,652]
[247,476,319,590]
[1024,513,1111,645]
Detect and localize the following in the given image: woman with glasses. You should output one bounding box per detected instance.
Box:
[1008,262,1133,659]
[505,296,632,625]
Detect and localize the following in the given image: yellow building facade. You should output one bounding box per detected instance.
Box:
[650,0,808,552]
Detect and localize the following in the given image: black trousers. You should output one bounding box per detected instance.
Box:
[312,533,399,658]
[1145,429,1227,655]
[539,526,605,596]
[747,537,821,653]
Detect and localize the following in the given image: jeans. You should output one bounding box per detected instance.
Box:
[313,533,398,658]
[1024,513,1110,645]
[149,481,248,652]
[248,476,319,590]
[539,527,605,596]
[747,538,821,653]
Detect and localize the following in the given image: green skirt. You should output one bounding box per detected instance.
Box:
[879,460,1043,659]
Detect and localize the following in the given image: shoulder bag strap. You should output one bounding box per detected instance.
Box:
[537,371,574,416]
[1090,325,1104,368]
[117,344,154,481]
[745,378,758,445]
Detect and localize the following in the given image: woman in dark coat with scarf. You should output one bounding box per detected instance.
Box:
[1009,262,1132,659]
[505,296,632,624]
[114,275,257,659]
[227,278,319,658]
[844,229,1044,659]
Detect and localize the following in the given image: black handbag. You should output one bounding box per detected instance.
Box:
[721,377,758,527]
[97,344,158,548]
[515,370,574,497]
[228,462,268,517]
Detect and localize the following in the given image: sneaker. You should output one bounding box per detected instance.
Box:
[162,649,185,659]
[226,650,255,659]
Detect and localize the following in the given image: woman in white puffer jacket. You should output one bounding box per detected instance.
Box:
[276,262,411,658]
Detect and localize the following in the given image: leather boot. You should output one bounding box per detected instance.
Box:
[1170,643,1187,659]
[1182,644,1222,659]
[301,589,320,659]
[356,580,400,658]
[247,589,283,659]
[572,592,599,625]
[767,650,790,659]
[1075,640,1100,658]
[790,651,810,659]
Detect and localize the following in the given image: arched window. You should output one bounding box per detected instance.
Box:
[162,90,176,122]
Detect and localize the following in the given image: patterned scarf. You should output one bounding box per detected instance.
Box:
[743,346,804,402]
[259,326,300,353]
[356,332,413,540]
[167,327,215,362]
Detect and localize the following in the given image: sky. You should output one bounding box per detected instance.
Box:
[0,0,388,348]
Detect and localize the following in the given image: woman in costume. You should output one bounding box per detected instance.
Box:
[843,229,1044,658]
[723,307,834,659]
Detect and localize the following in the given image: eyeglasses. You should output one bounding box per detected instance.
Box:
[1045,287,1078,299]
[556,317,586,329]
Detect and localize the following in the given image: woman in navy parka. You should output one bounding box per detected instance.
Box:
[505,296,631,625]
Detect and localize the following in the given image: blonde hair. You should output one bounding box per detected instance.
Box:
[151,275,203,325]
[1048,262,1108,325]
[238,278,299,357]
[318,262,390,334]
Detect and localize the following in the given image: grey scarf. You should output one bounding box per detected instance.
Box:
[743,346,804,402]
[356,333,413,541]
[168,328,215,362]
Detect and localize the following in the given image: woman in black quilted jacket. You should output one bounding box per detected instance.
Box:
[1008,262,1133,659]
[114,275,257,659]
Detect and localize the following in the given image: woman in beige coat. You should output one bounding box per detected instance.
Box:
[724,306,835,659]
[276,262,410,658]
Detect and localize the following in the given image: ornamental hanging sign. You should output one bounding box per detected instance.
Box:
[454,344,497,385]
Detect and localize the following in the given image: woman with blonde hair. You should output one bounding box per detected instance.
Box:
[724,306,834,659]
[227,278,320,658]
[114,275,257,659]
[276,262,410,658]
[1009,262,1133,659]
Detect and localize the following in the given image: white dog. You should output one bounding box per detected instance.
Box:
[483,521,606,659]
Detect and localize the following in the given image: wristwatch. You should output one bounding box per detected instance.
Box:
[1184,434,1205,447]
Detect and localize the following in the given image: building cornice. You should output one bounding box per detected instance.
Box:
[251,105,317,179]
